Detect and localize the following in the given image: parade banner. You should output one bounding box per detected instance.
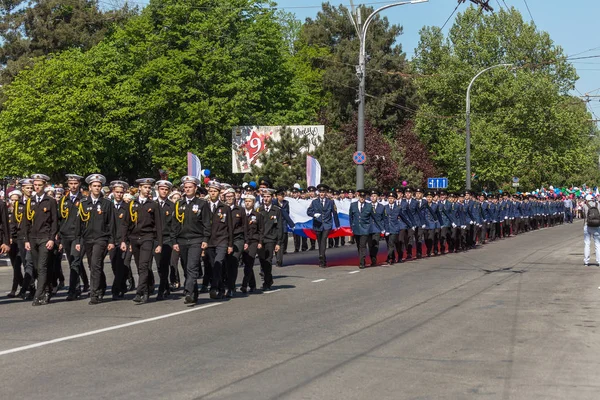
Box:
[286,197,352,239]
[306,155,321,188]
[232,125,324,173]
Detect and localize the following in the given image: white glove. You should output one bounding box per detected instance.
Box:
[385,232,390,237]
[469,221,474,225]
[421,225,426,229]
[412,226,417,230]
[461,225,466,229]
[452,223,457,228]
[314,213,321,218]
[511,217,514,220]
[504,216,508,220]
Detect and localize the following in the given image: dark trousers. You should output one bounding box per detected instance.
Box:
[424,228,435,255]
[30,238,51,300]
[354,235,368,267]
[225,238,244,291]
[84,240,107,299]
[17,239,35,293]
[207,245,228,292]
[258,242,276,288]
[367,233,379,264]
[131,238,155,296]
[50,246,64,287]
[301,236,308,251]
[411,227,425,256]
[63,238,84,293]
[153,241,173,294]
[242,242,259,289]
[386,233,401,263]
[169,248,183,284]
[440,226,451,253]
[565,210,573,223]
[179,242,203,297]
[109,245,128,296]
[276,233,288,266]
[293,234,301,251]
[316,229,331,265]
[8,242,23,292]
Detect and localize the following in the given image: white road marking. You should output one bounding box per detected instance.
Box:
[312,279,326,283]
[349,271,360,274]
[264,289,281,294]
[0,303,222,357]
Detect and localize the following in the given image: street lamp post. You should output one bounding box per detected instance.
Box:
[466,63,513,190]
[351,0,428,190]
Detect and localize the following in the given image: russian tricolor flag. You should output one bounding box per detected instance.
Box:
[187,152,202,178]
[286,197,353,240]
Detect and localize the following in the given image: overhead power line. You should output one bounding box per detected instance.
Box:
[522,0,536,26]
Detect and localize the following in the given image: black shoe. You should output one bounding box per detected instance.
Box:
[240,286,248,294]
[370,258,377,267]
[126,279,135,292]
[359,265,365,269]
[89,297,101,305]
[41,293,50,305]
[66,291,78,301]
[319,263,326,268]
[199,285,209,293]
[82,284,90,293]
[132,294,142,303]
[406,254,412,260]
[209,289,219,299]
[248,287,256,293]
[32,298,43,306]
[7,291,16,298]
[184,294,195,304]
[225,289,233,298]
[140,294,149,304]
[261,285,271,291]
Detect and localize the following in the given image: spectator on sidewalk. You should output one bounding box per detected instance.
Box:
[582,194,600,266]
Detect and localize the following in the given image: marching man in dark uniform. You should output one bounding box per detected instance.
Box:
[76,174,115,305]
[224,187,244,297]
[109,180,129,300]
[275,187,295,267]
[368,190,385,266]
[205,181,233,300]
[241,193,262,293]
[154,180,175,300]
[59,174,87,301]
[121,178,163,304]
[7,190,24,297]
[350,189,381,269]
[24,174,58,306]
[258,188,283,290]
[173,176,210,305]
[307,184,340,268]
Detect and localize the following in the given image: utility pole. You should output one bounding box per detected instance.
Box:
[349,0,428,190]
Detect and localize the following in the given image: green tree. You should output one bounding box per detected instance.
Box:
[413,6,599,191]
[0,0,134,85]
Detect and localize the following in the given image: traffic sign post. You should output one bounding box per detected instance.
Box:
[427,177,449,189]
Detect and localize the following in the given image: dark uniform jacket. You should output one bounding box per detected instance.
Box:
[112,201,129,244]
[243,208,263,244]
[0,201,10,246]
[307,198,339,231]
[349,201,379,236]
[156,198,175,245]
[258,204,283,245]
[11,201,27,241]
[24,194,58,242]
[122,198,163,246]
[58,192,83,240]
[207,200,233,248]
[76,196,115,244]
[274,199,295,232]
[229,204,245,241]
[173,197,211,245]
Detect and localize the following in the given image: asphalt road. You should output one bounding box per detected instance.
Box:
[1,221,599,400]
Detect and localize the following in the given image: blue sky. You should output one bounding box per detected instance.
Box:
[272,0,600,117]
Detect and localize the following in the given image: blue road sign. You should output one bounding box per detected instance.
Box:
[427,177,449,189]
[353,151,366,165]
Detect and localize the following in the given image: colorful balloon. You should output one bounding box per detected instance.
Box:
[402,181,408,187]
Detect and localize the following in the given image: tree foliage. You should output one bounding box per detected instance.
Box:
[413,6,600,191]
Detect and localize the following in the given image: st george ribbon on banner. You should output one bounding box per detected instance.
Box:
[306,154,321,188]
[187,152,202,178]
[286,197,352,239]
